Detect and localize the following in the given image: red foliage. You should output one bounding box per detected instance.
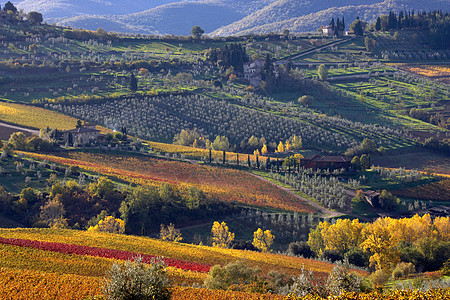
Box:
[0,237,210,273]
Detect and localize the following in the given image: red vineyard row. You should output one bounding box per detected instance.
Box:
[0,237,211,273]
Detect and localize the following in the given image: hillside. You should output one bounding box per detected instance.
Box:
[14,0,177,20]
[213,0,450,36]
[15,0,450,35]
[56,0,275,35]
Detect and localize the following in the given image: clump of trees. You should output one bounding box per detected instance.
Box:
[373,10,450,49]
[307,214,450,272]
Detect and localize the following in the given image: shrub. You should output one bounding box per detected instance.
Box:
[204,260,259,291]
[392,262,415,279]
[369,269,391,288]
[287,241,314,258]
[327,259,363,295]
[103,256,171,300]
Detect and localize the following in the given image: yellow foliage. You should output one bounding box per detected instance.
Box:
[211,221,234,248]
[261,144,268,156]
[361,218,400,270]
[160,223,183,242]
[88,216,125,234]
[285,141,291,151]
[253,149,261,156]
[252,228,275,253]
[321,219,364,253]
[277,141,284,153]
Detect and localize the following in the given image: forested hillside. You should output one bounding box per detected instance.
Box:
[14,0,450,35]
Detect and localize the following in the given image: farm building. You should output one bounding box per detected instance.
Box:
[364,190,381,207]
[63,124,101,145]
[300,155,351,170]
[322,25,334,36]
[243,60,263,87]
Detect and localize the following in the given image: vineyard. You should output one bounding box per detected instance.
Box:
[0,101,79,131]
[392,179,450,202]
[0,228,346,278]
[22,151,316,213]
[0,228,449,300]
[394,64,450,84]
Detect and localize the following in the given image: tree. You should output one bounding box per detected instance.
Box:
[350,17,366,36]
[379,190,397,210]
[211,221,234,248]
[3,1,17,13]
[360,154,370,170]
[291,135,302,150]
[204,260,259,290]
[364,37,376,52]
[298,95,314,107]
[27,11,43,25]
[160,223,183,242]
[252,228,275,252]
[321,219,364,254]
[361,138,377,153]
[129,73,138,93]
[211,135,230,151]
[8,132,28,150]
[40,198,67,228]
[261,144,268,155]
[103,256,171,300]
[88,216,125,234]
[375,17,382,31]
[276,141,284,153]
[361,217,400,270]
[318,64,328,81]
[351,156,361,170]
[191,25,204,38]
[327,259,363,295]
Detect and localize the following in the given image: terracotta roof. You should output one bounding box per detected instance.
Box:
[364,191,380,198]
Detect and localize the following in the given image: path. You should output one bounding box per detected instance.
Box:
[275,38,354,65]
[0,121,40,136]
[248,172,343,218]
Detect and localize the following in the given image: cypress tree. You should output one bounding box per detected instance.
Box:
[375,17,382,31]
[129,73,138,93]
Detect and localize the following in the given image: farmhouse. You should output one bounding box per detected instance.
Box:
[63,124,101,145]
[243,60,263,87]
[322,25,334,36]
[300,155,351,170]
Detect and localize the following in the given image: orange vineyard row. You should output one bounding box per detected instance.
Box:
[22,151,315,213]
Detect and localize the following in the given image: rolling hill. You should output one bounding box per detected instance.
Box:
[212,0,450,36]
[13,0,450,35]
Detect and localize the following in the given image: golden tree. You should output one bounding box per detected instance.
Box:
[285,141,291,151]
[276,141,284,153]
[252,228,275,252]
[322,219,364,253]
[160,223,183,242]
[253,149,261,156]
[88,216,125,234]
[261,144,268,155]
[361,218,400,270]
[211,221,234,248]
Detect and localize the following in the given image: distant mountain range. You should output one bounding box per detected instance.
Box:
[14,0,450,36]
